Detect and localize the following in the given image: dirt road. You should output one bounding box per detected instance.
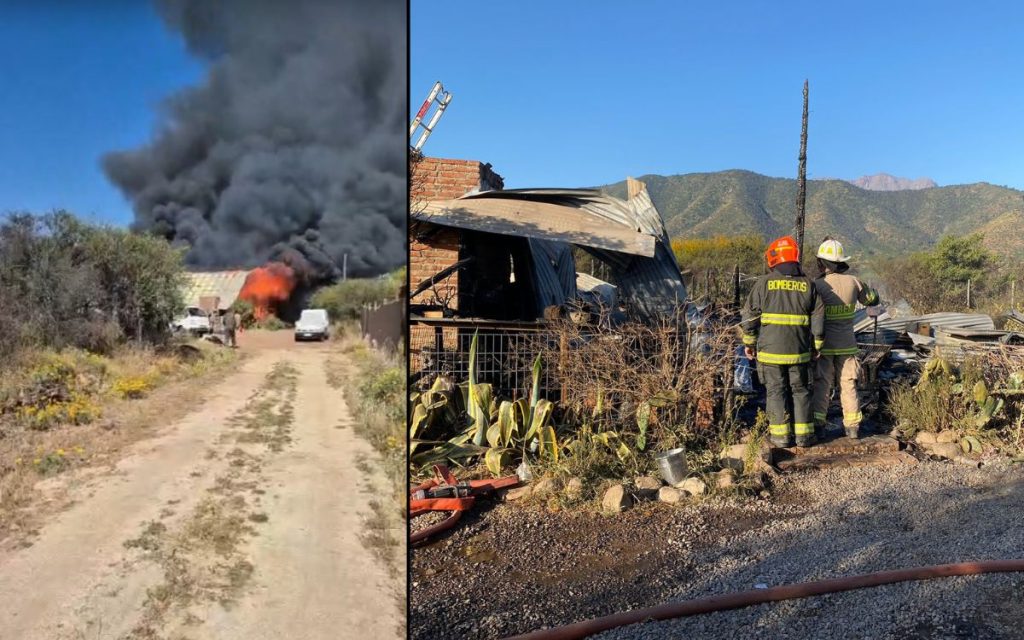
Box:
[0,331,400,640]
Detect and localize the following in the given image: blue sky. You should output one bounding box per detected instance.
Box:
[0,3,201,225]
[412,1,1024,190]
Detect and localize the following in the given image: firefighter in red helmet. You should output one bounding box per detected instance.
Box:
[741,236,825,447]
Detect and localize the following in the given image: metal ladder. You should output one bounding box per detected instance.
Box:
[409,81,452,152]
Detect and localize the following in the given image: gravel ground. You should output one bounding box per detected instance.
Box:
[410,460,1024,640]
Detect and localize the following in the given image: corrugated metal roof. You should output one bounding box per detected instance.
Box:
[182,270,251,310]
[415,178,687,323]
[417,192,657,256]
[854,311,995,345]
[579,179,688,320]
[527,238,576,310]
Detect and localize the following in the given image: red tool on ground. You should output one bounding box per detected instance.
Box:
[410,464,519,544]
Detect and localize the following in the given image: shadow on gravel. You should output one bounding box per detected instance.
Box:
[595,470,1024,640]
[410,466,1024,640]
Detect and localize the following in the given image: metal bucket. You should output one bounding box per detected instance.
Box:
[656,448,688,486]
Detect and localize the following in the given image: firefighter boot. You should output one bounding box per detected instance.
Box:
[795,433,817,447]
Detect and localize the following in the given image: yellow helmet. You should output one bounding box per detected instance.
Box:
[816,238,851,263]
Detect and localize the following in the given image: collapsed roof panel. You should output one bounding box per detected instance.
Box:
[417,194,657,257]
[854,311,997,346]
[528,238,577,310]
[413,178,688,322]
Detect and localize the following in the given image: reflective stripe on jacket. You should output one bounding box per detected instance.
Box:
[741,271,825,365]
[814,272,879,355]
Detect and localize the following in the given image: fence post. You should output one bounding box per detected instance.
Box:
[967,279,972,309]
[733,264,740,308]
[559,328,569,405]
[1012,279,1016,311]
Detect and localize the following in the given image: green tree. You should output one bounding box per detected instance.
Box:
[926,234,991,288]
[0,211,186,354]
[883,234,995,313]
[84,227,186,342]
[310,269,404,322]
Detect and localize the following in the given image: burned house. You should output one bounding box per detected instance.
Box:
[409,156,688,393]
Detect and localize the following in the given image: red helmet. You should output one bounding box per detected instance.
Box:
[765,236,800,269]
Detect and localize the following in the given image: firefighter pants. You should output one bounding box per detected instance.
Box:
[758,362,813,440]
[812,354,862,427]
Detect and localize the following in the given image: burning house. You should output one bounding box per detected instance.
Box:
[409,156,688,393]
[182,270,251,313]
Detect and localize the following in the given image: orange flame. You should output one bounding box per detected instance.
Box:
[239,262,296,321]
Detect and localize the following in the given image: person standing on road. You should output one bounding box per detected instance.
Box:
[741,236,825,448]
[223,308,237,348]
[811,238,880,440]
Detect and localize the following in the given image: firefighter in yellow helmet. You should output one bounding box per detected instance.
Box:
[741,236,825,448]
[811,238,880,439]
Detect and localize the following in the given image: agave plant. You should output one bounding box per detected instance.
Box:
[466,331,493,447]
[475,352,558,475]
[410,333,560,476]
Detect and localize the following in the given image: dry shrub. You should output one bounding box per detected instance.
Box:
[886,348,1024,438]
[887,378,970,436]
[528,309,740,455]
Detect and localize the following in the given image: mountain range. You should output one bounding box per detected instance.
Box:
[848,173,937,191]
[599,171,1024,260]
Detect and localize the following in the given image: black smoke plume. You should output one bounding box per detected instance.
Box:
[103,0,406,281]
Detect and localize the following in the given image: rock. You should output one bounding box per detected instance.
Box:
[676,477,707,496]
[532,477,563,496]
[915,431,937,445]
[657,486,683,504]
[936,431,958,443]
[715,468,737,490]
[634,476,662,498]
[952,456,982,468]
[747,471,769,490]
[929,442,961,460]
[719,442,772,473]
[505,486,533,501]
[602,484,632,513]
[564,477,583,498]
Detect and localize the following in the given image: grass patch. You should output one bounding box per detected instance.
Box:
[328,334,405,627]
[227,361,297,453]
[0,341,238,547]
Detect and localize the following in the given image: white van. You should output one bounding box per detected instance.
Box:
[294,308,330,341]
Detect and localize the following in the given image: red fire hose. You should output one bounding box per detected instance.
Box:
[503,559,1024,640]
[410,464,519,545]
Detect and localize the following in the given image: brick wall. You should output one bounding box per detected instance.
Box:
[411,157,504,201]
[410,226,461,308]
[410,156,504,310]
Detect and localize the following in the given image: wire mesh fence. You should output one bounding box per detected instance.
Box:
[409,320,559,398]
